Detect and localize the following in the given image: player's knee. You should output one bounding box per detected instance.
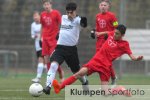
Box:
[38,57,44,63]
[74,73,84,79]
[50,62,59,72]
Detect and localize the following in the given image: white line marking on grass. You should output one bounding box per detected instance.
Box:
[0,89,65,92]
[0,97,63,100]
[0,89,27,92]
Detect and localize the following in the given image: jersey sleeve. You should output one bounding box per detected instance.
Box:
[40,13,43,25]
[56,11,61,26]
[111,13,118,27]
[95,15,99,31]
[77,16,81,25]
[31,23,35,39]
[124,42,132,55]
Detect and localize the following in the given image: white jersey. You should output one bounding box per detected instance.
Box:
[57,15,81,46]
[31,22,42,51]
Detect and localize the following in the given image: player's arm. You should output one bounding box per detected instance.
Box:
[80,17,87,28]
[31,24,36,39]
[111,13,118,28]
[95,31,108,37]
[128,54,143,61]
[56,13,62,40]
[40,25,43,41]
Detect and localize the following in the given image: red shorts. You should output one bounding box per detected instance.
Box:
[83,63,110,82]
[42,37,57,56]
[83,52,111,82]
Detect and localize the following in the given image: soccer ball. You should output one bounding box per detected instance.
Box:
[29,83,43,97]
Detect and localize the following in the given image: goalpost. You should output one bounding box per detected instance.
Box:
[0,50,18,77]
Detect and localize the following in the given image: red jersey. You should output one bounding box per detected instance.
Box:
[40,10,61,40]
[95,11,118,51]
[87,31,132,71]
[96,11,118,34]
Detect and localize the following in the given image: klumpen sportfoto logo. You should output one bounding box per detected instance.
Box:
[69,86,145,97]
[65,85,150,99]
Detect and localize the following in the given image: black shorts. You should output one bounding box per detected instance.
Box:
[36,50,43,58]
[50,45,80,73]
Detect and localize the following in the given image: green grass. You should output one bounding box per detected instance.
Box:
[0,73,150,100]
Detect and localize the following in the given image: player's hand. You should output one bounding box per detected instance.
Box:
[95,32,101,37]
[136,56,143,61]
[34,35,38,39]
[80,17,87,27]
[90,29,95,39]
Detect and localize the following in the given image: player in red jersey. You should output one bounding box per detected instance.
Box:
[40,0,64,82]
[91,0,118,85]
[53,24,143,95]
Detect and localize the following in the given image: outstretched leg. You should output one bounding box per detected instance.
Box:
[53,67,88,94]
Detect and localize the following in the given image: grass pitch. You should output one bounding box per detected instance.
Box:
[0,72,150,100]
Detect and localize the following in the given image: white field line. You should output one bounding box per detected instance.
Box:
[0,97,63,100]
[0,89,27,92]
[0,89,65,92]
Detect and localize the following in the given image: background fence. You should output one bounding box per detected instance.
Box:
[0,0,150,77]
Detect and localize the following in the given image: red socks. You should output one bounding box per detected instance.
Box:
[57,66,64,79]
[47,62,50,70]
[60,76,77,89]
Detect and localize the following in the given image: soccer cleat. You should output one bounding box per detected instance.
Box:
[111,76,117,86]
[31,78,40,83]
[43,86,51,95]
[53,79,61,94]
[82,80,89,91]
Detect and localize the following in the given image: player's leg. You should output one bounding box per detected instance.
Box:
[43,47,65,95]
[65,47,88,90]
[98,72,110,95]
[42,38,50,70]
[57,65,65,83]
[110,66,117,86]
[32,50,44,83]
[49,42,65,82]
[53,67,89,94]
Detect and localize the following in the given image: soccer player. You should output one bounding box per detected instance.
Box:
[43,2,89,95]
[31,11,45,83]
[40,0,64,82]
[53,24,143,95]
[91,0,118,85]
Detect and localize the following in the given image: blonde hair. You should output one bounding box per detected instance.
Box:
[41,0,52,4]
[100,0,111,8]
[33,11,40,15]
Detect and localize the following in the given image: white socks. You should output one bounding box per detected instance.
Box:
[46,62,59,87]
[36,63,44,78]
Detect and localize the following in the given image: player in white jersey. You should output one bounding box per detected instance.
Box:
[43,2,89,95]
[31,11,45,83]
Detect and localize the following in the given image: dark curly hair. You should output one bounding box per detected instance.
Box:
[116,24,127,35]
[66,2,77,11]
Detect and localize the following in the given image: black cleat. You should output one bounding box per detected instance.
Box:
[82,80,89,91]
[43,86,51,95]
